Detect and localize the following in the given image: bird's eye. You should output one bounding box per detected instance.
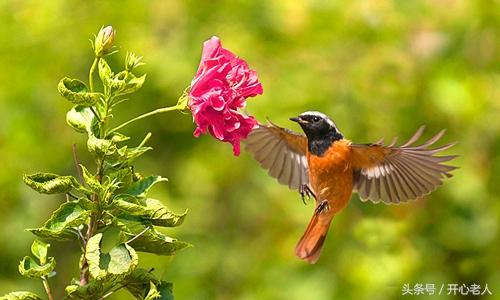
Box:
[312,116,320,122]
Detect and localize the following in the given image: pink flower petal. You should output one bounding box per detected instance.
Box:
[189,36,263,156]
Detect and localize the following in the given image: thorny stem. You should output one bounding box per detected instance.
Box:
[108,104,182,134]
[42,276,54,300]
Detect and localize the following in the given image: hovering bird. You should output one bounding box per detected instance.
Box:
[245,111,457,264]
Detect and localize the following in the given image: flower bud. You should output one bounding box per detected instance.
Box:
[94,26,115,57]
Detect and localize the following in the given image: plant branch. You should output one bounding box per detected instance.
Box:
[89,57,99,92]
[108,105,182,134]
[90,106,102,122]
[42,276,54,300]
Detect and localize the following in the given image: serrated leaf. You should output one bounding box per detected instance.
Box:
[86,233,138,280]
[58,77,102,106]
[31,240,49,265]
[88,135,117,157]
[79,165,102,193]
[0,291,43,300]
[23,173,78,194]
[18,256,55,278]
[65,280,104,299]
[66,105,98,134]
[27,201,90,241]
[125,176,167,198]
[116,216,190,256]
[115,198,186,227]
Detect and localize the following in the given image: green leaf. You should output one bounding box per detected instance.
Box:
[116,216,190,256]
[126,229,189,256]
[124,269,173,300]
[124,268,159,298]
[110,71,146,95]
[18,256,55,278]
[125,146,152,162]
[87,135,117,157]
[86,233,138,280]
[125,176,168,198]
[110,132,130,143]
[121,73,146,95]
[66,105,98,134]
[27,201,90,241]
[65,280,104,299]
[115,198,187,227]
[58,77,102,106]
[145,282,161,300]
[98,59,113,86]
[155,282,174,300]
[107,167,134,189]
[79,165,103,193]
[125,52,145,71]
[23,173,78,194]
[31,239,49,265]
[0,291,43,300]
[106,146,152,170]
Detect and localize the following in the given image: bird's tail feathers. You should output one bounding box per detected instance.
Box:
[295,209,333,264]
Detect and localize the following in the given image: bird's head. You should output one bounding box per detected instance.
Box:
[290,111,343,141]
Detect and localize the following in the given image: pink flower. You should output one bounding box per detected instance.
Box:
[189,36,263,156]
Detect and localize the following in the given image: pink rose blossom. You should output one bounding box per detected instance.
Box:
[189,36,263,156]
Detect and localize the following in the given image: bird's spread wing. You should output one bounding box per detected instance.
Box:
[245,121,309,190]
[350,126,458,204]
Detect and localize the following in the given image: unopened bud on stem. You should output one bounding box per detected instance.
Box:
[94,26,115,57]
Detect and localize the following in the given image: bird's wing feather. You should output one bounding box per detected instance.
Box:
[350,126,458,204]
[245,121,309,190]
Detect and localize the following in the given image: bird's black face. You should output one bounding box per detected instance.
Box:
[290,111,344,156]
[290,111,341,139]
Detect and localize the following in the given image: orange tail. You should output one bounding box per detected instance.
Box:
[295,209,334,264]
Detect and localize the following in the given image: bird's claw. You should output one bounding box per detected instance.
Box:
[315,200,330,214]
[299,184,317,204]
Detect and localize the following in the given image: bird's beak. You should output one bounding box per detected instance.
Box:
[290,116,308,124]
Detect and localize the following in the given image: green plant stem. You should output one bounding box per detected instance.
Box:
[108,104,182,134]
[42,277,54,300]
[89,57,99,92]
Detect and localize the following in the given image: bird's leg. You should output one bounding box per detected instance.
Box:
[299,184,317,204]
[315,200,330,215]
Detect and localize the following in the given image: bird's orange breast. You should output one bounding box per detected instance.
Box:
[307,139,353,212]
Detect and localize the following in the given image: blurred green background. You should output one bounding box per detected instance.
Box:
[0,0,498,299]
